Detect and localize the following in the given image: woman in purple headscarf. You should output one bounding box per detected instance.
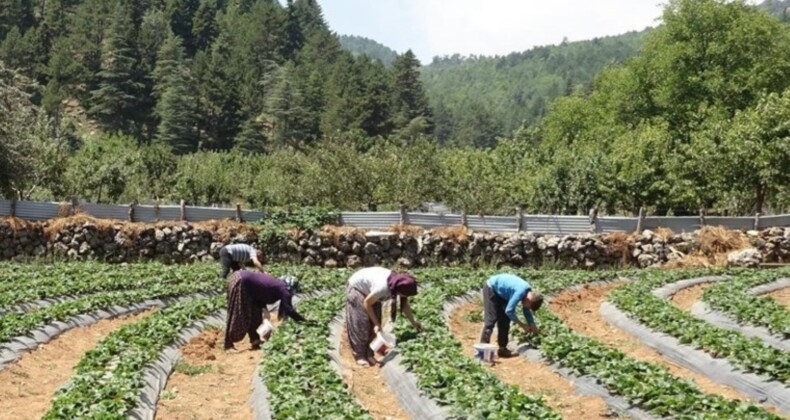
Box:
[345,266,422,367]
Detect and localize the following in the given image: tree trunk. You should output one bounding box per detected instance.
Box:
[754,183,765,214]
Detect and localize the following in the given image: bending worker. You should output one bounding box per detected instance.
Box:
[480,273,543,357]
[219,243,265,278]
[345,266,423,367]
[224,270,306,352]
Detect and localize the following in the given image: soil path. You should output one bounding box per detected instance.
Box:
[448,302,612,419]
[0,310,152,420]
[338,326,409,420]
[766,287,790,308]
[549,282,749,403]
[670,283,714,312]
[155,328,261,420]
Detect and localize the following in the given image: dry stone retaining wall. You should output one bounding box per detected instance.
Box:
[1,217,788,268]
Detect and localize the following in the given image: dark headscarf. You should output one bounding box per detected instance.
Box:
[388,272,418,321]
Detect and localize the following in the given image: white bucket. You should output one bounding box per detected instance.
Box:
[473,343,497,363]
[256,319,273,339]
[369,331,396,355]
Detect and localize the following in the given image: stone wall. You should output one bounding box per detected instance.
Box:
[1,216,788,268]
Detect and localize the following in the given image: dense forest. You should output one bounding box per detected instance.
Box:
[1,0,789,216]
[339,34,397,67]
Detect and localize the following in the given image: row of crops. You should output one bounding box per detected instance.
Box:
[0,261,788,419]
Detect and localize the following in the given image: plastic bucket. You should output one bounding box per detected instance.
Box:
[256,319,273,340]
[473,343,497,363]
[369,331,396,355]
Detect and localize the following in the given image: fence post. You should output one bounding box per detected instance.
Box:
[699,207,706,228]
[754,212,761,230]
[461,211,468,228]
[236,203,243,223]
[153,199,160,221]
[517,206,524,232]
[180,200,186,222]
[636,207,646,233]
[399,201,407,225]
[70,196,79,216]
[588,207,598,233]
[128,201,136,222]
[10,198,16,217]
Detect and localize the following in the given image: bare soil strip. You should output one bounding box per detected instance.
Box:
[670,283,715,312]
[0,310,152,420]
[549,283,749,403]
[766,287,790,308]
[155,328,260,420]
[338,326,409,420]
[448,302,613,419]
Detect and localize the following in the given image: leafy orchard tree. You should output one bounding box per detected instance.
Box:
[0,63,71,200]
[65,134,141,203]
[718,91,790,213]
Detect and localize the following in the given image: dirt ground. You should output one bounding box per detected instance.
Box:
[549,283,751,403]
[766,287,790,308]
[670,283,714,312]
[155,328,261,420]
[448,302,613,419]
[0,310,153,420]
[338,326,409,420]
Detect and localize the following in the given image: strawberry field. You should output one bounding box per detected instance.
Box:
[0,261,788,419]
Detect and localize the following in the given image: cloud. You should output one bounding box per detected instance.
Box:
[405,0,664,61]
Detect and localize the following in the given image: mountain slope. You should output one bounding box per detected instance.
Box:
[339,34,398,66]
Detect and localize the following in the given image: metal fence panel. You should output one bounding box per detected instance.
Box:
[339,212,400,229]
[81,203,129,221]
[14,201,60,221]
[643,217,699,233]
[522,215,590,235]
[242,211,265,222]
[131,205,181,222]
[405,212,463,229]
[705,217,755,230]
[467,215,519,233]
[184,206,237,222]
[598,217,638,232]
[761,215,790,228]
[0,200,10,217]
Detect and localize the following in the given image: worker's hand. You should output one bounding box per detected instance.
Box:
[523,324,539,334]
[411,321,423,332]
[374,325,382,334]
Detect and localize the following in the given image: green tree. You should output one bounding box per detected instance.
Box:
[192,0,220,51]
[718,91,790,213]
[88,2,145,134]
[154,35,198,153]
[390,50,432,131]
[0,63,71,200]
[65,134,141,203]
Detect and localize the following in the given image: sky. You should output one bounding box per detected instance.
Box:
[316,0,758,64]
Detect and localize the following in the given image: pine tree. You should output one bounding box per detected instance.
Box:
[67,0,114,102]
[154,36,198,154]
[390,50,432,131]
[193,32,240,149]
[192,0,219,52]
[281,0,304,60]
[42,38,81,114]
[0,0,35,40]
[165,0,200,54]
[88,2,144,134]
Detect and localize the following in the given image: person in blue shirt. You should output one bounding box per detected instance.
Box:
[480,273,543,357]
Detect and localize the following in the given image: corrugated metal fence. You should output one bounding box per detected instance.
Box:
[1,199,788,233]
[0,200,265,223]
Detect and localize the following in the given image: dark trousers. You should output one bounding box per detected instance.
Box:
[219,247,242,279]
[480,283,510,348]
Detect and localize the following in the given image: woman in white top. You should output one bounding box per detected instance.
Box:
[345,266,422,367]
